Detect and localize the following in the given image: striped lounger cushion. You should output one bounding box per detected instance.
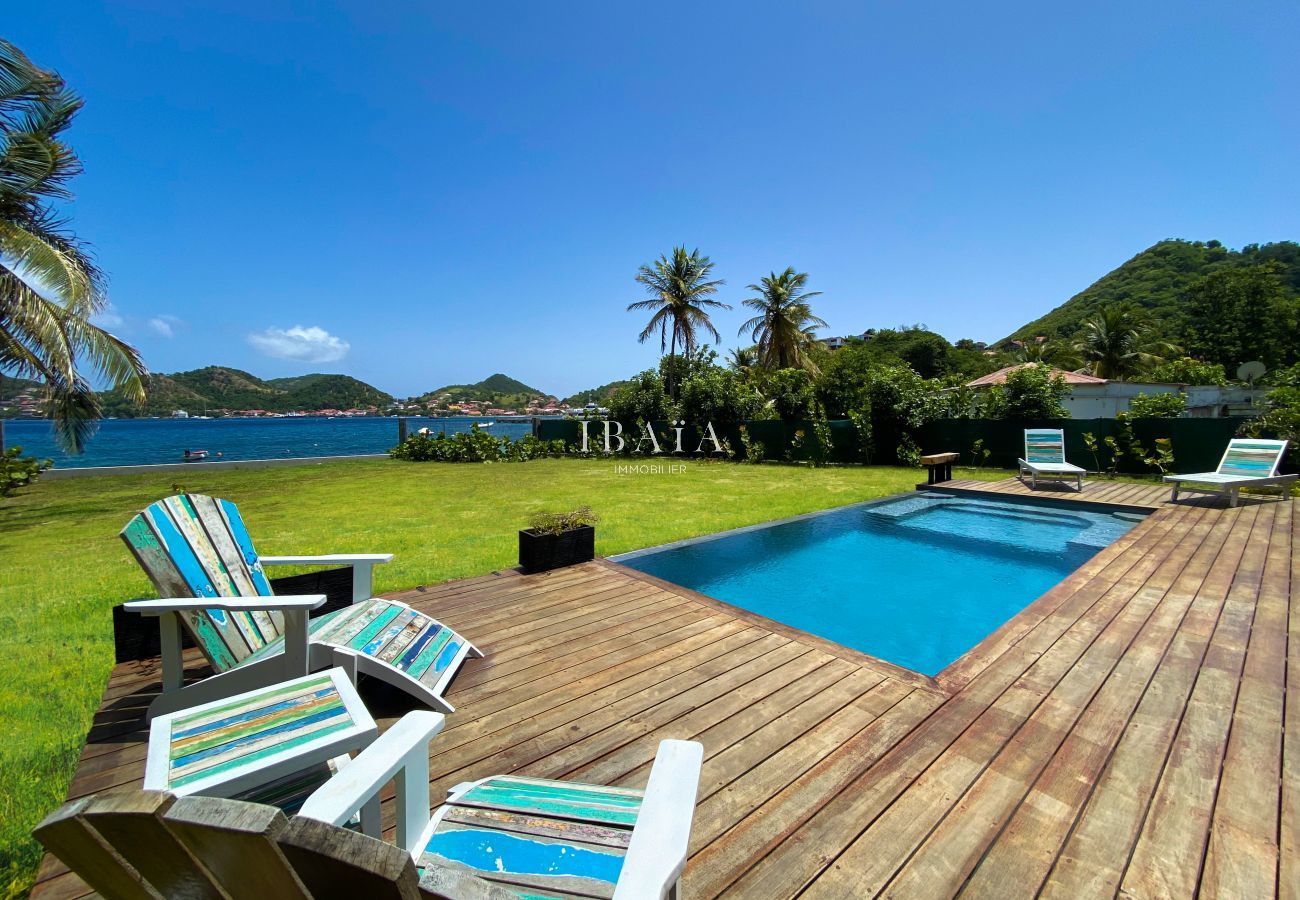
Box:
[1025,431,1065,464]
[1219,440,1283,477]
[419,775,646,898]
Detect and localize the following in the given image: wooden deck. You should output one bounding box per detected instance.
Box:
[32,478,1298,899]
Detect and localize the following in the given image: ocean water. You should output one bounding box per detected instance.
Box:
[1,416,539,468]
[616,493,1144,676]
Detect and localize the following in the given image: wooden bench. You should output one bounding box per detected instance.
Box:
[920,452,959,485]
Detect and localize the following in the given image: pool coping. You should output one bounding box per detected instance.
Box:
[606,485,1157,697]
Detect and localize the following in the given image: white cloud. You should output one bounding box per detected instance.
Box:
[248,325,350,362]
[148,315,181,338]
[94,306,125,328]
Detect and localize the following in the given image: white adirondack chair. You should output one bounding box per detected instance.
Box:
[299,712,704,900]
[121,494,481,719]
[1018,428,1086,491]
[1165,438,1296,507]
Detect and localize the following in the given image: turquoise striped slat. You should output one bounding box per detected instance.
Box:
[420,774,646,897]
[1025,430,1065,464]
[1219,440,1285,477]
[459,777,642,826]
[167,674,353,789]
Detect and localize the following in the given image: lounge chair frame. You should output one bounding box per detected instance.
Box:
[1018,428,1085,492]
[1164,438,1296,508]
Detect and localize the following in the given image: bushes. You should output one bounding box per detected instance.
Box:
[1148,357,1226,386]
[977,365,1069,419]
[390,428,565,463]
[0,446,51,497]
[1240,375,1300,462]
[763,368,816,420]
[1129,392,1186,418]
[678,366,763,424]
[608,370,671,423]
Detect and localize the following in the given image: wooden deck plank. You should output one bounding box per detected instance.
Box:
[31,478,1296,900]
[1118,503,1275,899]
[1201,497,1290,897]
[956,504,1241,897]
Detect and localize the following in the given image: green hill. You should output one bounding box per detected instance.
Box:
[1003,239,1300,346]
[562,380,630,407]
[419,373,551,409]
[99,367,394,417]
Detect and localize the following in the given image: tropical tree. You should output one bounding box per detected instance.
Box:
[1072,304,1178,380]
[726,345,758,376]
[1013,337,1079,370]
[627,246,728,397]
[738,267,828,373]
[1,38,145,451]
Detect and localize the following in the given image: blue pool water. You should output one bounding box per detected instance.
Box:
[616,493,1144,676]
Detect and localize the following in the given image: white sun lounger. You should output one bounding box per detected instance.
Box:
[1165,438,1296,507]
[1018,428,1085,491]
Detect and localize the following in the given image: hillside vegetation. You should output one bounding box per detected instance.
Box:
[561,379,630,406]
[98,366,394,416]
[1003,240,1300,366]
[420,372,551,407]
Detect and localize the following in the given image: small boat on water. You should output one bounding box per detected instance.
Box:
[182,449,210,462]
[477,421,494,428]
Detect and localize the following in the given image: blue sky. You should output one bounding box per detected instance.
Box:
[9,1,1299,398]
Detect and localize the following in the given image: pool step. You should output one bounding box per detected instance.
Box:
[865,494,958,521]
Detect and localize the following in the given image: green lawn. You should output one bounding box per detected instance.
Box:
[0,457,1008,898]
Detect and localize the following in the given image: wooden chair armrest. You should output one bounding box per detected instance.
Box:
[258,554,394,566]
[299,710,445,853]
[612,739,704,900]
[124,594,327,615]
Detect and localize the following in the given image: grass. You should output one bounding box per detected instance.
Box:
[0,457,1007,897]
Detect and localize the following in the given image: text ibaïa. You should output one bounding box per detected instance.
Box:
[579,420,725,455]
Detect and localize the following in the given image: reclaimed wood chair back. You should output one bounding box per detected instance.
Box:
[1217,438,1287,477]
[121,494,284,672]
[34,791,511,900]
[1024,428,1067,465]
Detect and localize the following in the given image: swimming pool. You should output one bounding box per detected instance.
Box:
[614,492,1145,677]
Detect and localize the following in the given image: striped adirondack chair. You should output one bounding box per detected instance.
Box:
[121,494,481,719]
[1018,428,1086,491]
[1165,438,1296,507]
[298,711,705,900]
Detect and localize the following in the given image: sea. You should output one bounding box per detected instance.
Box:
[1,416,541,469]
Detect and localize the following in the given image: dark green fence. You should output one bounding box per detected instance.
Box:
[916,417,1256,474]
[536,416,1269,474]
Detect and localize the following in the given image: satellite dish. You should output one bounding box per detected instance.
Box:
[1237,361,1267,384]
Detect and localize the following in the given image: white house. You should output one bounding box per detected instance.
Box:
[966,364,1261,419]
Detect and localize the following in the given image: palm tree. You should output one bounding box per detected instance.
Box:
[726,345,758,376]
[1,39,145,451]
[627,246,729,395]
[1013,337,1080,370]
[738,267,828,373]
[1072,304,1179,380]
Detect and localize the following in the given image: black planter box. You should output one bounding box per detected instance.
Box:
[519,525,596,574]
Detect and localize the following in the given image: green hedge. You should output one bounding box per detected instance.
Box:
[535,418,868,464]
[536,416,1268,474]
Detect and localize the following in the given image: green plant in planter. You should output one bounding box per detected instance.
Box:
[1,446,51,497]
[528,505,599,535]
[970,438,990,470]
